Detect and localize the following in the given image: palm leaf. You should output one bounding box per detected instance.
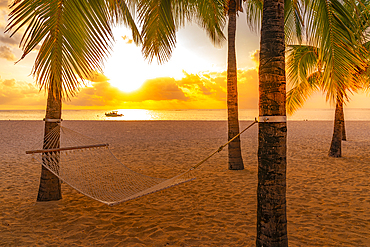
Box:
[137,0,176,63]
[287,71,321,114]
[108,0,142,44]
[244,0,305,44]
[287,0,370,111]
[304,0,368,103]
[192,0,226,47]
[244,0,262,33]
[138,0,226,63]
[286,45,323,114]
[6,0,114,99]
[284,0,305,44]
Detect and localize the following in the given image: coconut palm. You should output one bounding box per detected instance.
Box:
[6,0,226,201]
[286,0,370,157]
[7,0,117,201]
[244,0,304,245]
[256,0,288,245]
[226,0,244,170]
[225,0,305,171]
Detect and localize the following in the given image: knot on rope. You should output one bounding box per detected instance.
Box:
[217,146,225,153]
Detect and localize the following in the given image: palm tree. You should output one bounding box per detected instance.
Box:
[7,0,116,201]
[225,0,305,171]
[286,0,369,157]
[227,0,244,170]
[6,0,226,201]
[244,1,304,245]
[257,0,288,245]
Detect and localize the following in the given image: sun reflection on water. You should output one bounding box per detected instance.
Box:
[3,108,370,121]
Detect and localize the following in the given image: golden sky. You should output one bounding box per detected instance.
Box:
[0,1,369,111]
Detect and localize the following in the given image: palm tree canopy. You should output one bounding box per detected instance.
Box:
[286,0,370,114]
[306,0,368,93]
[6,0,118,99]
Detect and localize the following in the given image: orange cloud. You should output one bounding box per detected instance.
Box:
[122,35,134,44]
[85,71,110,83]
[0,77,45,109]
[0,67,259,110]
[237,69,259,109]
[250,49,259,67]
[0,0,9,9]
[66,68,259,110]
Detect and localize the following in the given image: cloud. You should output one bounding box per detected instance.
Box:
[0,0,9,9]
[0,45,16,61]
[65,68,259,110]
[237,69,259,109]
[0,1,11,30]
[0,33,22,47]
[2,78,15,87]
[85,71,110,83]
[0,67,259,110]
[250,49,260,67]
[122,35,134,44]
[134,77,188,101]
[0,77,45,108]
[68,75,189,108]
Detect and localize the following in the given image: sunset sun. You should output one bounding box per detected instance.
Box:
[103,27,220,93]
[103,34,147,92]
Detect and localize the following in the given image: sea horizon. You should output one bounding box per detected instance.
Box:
[1,108,370,121]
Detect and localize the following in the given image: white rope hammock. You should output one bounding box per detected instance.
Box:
[26,120,257,206]
[27,124,196,206]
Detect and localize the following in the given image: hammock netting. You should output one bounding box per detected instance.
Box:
[27,124,195,206]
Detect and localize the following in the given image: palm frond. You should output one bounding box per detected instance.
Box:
[137,0,176,64]
[108,0,141,44]
[244,0,262,33]
[286,45,320,87]
[244,0,305,44]
[284,0,305,44]
[286,71,321,114]
[6,0,114,99]
[305,0,368,102]
[286,44,322,113]
[138,0,226,64]
[192,0,226,48]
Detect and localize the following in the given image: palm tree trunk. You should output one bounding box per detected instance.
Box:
[340,105,346,141]
[37,86,62,201]
[227,0,244,170]
[328,95,343,157]
[257,0,288,246]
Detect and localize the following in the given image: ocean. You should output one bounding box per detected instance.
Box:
[1,108,370,121]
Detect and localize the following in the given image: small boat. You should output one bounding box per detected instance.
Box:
[105,111,123,117]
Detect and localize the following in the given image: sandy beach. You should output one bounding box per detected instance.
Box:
[0,120,369,246]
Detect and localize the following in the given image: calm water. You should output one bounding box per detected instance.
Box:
[1,108,370,121]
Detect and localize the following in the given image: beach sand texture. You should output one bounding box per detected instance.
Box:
[0,120,369,246]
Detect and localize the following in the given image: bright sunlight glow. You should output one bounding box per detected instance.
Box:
[103,33,151,92]
[103,27,219,93]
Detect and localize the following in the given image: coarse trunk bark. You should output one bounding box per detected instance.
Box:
[37,86,62,201]
[340,105,346,141]
[257,0,288,246]
[328,96,343,157]
[227,0,244,170]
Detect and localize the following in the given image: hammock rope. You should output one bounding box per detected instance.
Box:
[26,120,258,206]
